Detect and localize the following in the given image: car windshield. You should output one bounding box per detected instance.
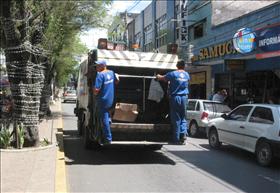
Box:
[67,90,76,94]
[203,102,231,113]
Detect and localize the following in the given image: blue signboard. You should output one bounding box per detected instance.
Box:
[257,24,280,52]
[233,28,256,54]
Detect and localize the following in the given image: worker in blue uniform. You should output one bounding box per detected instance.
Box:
[156,60,190,145]
[93,60,119,144]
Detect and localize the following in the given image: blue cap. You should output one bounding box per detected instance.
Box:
[95,60,107,66]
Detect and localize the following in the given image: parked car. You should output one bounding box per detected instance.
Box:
[207,104,280,166]
[62,90,77,103]
[186,99,231,137]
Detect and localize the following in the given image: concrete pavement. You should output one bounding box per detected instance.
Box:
[0,100,66,193]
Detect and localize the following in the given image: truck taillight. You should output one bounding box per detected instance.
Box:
[201,112,209,120]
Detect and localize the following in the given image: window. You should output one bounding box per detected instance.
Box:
[249,107,274,124]
[156,14,167,48]
[187,101,196,111]
[228,106,253,121]
[144,24,152,45]
[203,102,231,113]
[194,22,203,39]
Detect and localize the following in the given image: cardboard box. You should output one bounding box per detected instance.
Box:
[113,103,138,122]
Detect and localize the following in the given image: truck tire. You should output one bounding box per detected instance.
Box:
[147,144,163,151]
[83,126,93,149]
[77,112,84,136]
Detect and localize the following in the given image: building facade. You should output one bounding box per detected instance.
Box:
[189,1,280,107]
[111,1,280,106]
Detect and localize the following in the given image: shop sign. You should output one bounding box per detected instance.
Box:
[257,24,280,52]
[233,28,256,54]
[192,40,237,62]
[190,72,206,85]
[256,23,280,59]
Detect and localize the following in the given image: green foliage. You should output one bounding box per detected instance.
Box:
[108,15,126,40]
[0,125,11,149]
[39,138,50,146]
[41,0,111,86]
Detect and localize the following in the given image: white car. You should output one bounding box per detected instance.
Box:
[187,99,231,137]
[62,90,77,103]
[207,104,280,166]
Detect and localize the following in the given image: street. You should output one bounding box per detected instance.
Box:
[62,103,280,193]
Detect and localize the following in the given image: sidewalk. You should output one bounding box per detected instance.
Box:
[0,100,65,193]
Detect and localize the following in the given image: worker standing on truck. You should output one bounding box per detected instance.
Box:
[156,60,190,145]
[93,60,119,144]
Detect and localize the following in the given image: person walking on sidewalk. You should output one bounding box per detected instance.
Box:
[93,60,119,144]
[156,60,190,145]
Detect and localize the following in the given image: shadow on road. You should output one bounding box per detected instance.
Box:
[63,130,176,166]
[169,142,280,193]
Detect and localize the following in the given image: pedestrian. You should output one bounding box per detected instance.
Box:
[93,60,119,144]
[156,60,190,145]
[212,89,227,103]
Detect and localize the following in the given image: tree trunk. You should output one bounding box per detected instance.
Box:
[1,0,46,147]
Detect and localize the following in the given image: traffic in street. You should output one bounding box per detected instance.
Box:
[62,103,280,193]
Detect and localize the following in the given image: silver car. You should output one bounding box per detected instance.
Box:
[186,99,231,137]
[62,90,77,103]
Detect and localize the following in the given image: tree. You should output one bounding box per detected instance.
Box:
[0,0,111,147]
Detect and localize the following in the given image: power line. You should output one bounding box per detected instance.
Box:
[126,0,141,12]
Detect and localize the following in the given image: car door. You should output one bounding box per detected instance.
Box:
[218,106,253,148]
[244,106,275,152]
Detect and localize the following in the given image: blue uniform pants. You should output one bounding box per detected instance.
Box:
[169,95,188,142]
[98,106,112,142]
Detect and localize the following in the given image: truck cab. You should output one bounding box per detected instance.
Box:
[75,49,178,149]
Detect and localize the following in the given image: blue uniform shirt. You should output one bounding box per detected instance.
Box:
[94,70,116,109]
[165,70,190,96]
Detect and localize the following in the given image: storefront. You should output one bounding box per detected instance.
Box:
[192,22,280,108]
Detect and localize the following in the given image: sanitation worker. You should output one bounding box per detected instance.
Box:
[156,60,190,145]
[93,60,119,144]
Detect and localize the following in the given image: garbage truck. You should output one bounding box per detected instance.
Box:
[75,49,179,150]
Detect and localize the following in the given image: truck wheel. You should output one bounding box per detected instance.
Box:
[256,141,272,167]
[208,128,221,149]
[83,126,93,149]
[77,112,84,136]
[146,144,163,151]
[189,121,199,137]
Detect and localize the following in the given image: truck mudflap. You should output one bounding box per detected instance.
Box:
[111,123,171,142]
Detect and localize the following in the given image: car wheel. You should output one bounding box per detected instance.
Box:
[256,141,272,167]
[208,129,221,148]
[189,121,199,137]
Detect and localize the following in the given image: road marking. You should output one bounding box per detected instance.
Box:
[55,101,67,193]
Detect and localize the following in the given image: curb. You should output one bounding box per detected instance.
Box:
[0,144,56,153]
[55,101,67,193]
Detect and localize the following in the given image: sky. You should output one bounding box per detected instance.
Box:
[80,0,152,50]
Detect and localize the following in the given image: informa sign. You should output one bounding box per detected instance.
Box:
[256,23,280,59]
[233,28,256,54]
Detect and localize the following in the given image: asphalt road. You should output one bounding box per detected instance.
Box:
[62,103,280,193]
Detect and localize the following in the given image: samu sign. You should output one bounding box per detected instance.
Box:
[192,40,237,61]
